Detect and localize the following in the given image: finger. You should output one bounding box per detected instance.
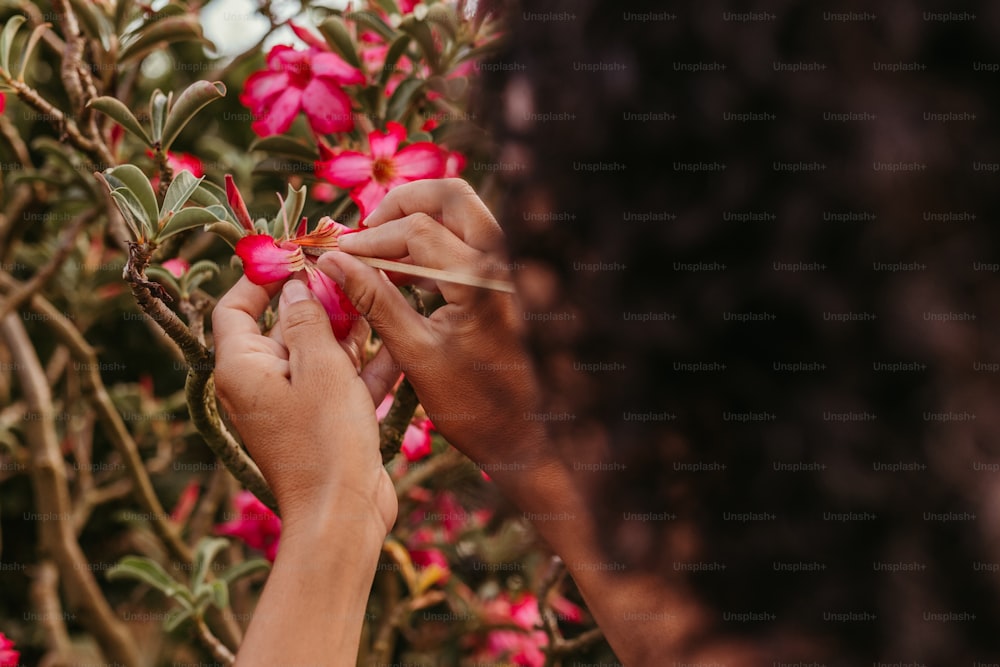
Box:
[362,179,504,252]
[317,252,434,373]
[360,344,401,404]
[278,279,355,385]
[338,213,483,305]
[213,277,283,363]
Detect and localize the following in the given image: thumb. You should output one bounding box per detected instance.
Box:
[317,252,432,368]
[278,279,349,381]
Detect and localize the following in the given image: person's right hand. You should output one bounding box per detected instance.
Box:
[316,179,550,471]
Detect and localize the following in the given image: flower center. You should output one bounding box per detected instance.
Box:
[286,60,312,88]
[372,157,396,184]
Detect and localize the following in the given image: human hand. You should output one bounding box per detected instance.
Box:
[212,277,397,538]
[316,179,550,471]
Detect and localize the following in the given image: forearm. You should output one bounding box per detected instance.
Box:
[235,503,384,667]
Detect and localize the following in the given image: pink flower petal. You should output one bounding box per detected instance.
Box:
[289,21,328,50]
[444,150,467,178]
[306,265,359,340]
[226,175,255,232]
[350,179,390,220]
[161,258,190,278]
[215,491,282,562]
[235,235,305,284]
[0,631,19,667]
[369,122,405,159]
[392,142,447,180]
[251,86,302,137]
[401,420,432,462]
[267,44,307,70]
[239,70,289,110]
[302,78,355,134]
[311,51,366,85]
[315,152,373,188]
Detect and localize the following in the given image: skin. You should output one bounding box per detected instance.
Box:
[215,180,713,666]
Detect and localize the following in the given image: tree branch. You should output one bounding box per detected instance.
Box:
[1,313,141,667]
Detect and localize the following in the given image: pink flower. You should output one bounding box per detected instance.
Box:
[228,176,360,339]
[161,258,190,278]
[480,592,547,667]
[0,631,19,667]
[241,44,364,136]
[216,491,282,562]
[149,151,203,191]
[0,94,5,115]
[170,479,200,524]
[315,121,446,219]
[376,395,434,462]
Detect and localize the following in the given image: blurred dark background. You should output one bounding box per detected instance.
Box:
[480,0,1000,663]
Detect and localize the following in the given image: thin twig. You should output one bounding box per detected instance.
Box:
[195,616,236,665]
[29,560,74,664]
[0,208,97,322]
[1,313,142,667]
[538,555,606,665]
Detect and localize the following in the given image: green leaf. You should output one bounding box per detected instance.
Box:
[379,34,412,87]
[17,22,50,81]
[197,579,229,611]
[318,16,360,68]
[424,3,459,41]
[88,97,152,145]
[110,188,154,240]
[144,266,181,294]
[398,16,439,73]
[269,184,307,238]
[192,537,229,591]
[149,90,169,144]
[204,221,243,248]
[114,0,134,33]
[189,180,228,208]
[68,0,110,46]
[346,10,395,42]
[455,39,502,67]
[160,81,226,152]
[249,135,319,162]
[163,608,194,633]
[184,259,221,292]
[372,0,398,15]
[107,557,187,599]
[119,15,208,64]
[161,169,204,216]
[386,77,425,123]
[156,206,225,241]
[106,165,159,227]
[220,558,271,585]
[0,15,27,73]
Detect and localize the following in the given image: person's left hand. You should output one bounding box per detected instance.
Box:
[212,277,397,540]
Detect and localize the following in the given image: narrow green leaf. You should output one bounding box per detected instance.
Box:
[345,10,395,42]
[398,17,439,73]
[204,221,243,248]
[184,259,220,293]
[17,22,51,81]
[156,206,225,241]
[88,97,152,145]
[0,16,27,73]
[220,558,271,585]
[379,34,412,87]
[68,0,109,46]
[150,90,169,144]
[106,165,158,227]
[249,135,319,162]
[189,180,228,208]
[424,4,459,41]
[119,15,208,64]
[386,77,425,123]
[144,266,181,294]
[208,579,229,609]
[163,608,194,633]
[372,0,398,15]
[161,169,204,216]
[160,81,226,152]
[455,39,502,67]
[318,16,360,68]
[192,537,229,591]
[269,184,307,238]
[109,190,145,240]
[106,557,183,597]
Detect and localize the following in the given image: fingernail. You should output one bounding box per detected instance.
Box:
[320,254,346,285]
[281,279,312,304]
